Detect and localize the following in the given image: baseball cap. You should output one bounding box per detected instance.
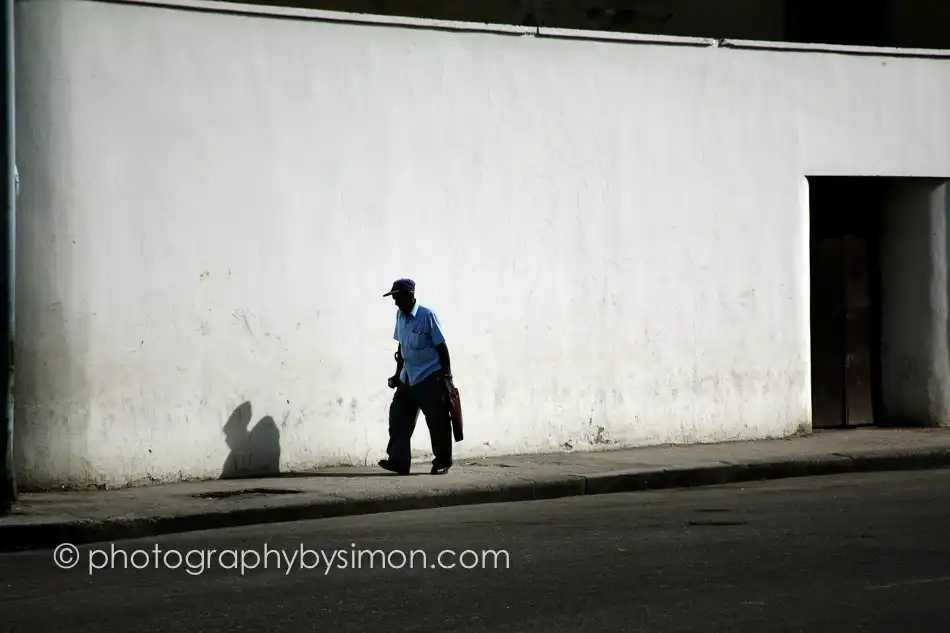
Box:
[383,278,415,296]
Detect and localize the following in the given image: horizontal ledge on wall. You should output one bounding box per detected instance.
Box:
[79,0,950,58]
[719,38,950,59]
[535,27,714,48]
[90,0,539,36]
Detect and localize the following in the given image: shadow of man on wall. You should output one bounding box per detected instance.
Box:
[221,401,281,479]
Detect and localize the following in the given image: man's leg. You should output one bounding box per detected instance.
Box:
[382,384,418,474]
[417,375,453,473]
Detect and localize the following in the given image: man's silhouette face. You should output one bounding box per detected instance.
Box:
[393,291,414,314]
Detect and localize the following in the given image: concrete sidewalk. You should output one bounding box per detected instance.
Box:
[3,427,950,552]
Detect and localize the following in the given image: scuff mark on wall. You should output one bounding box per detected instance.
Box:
[232,309,254,336]
[583,417,614,446]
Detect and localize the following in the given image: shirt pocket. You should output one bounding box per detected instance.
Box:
[408,328,428,350]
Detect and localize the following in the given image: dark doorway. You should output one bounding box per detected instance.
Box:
[809,177,885,429]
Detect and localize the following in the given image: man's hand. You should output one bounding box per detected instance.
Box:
[390,347,404,389]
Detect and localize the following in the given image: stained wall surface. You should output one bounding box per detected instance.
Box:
[12,0,950,488]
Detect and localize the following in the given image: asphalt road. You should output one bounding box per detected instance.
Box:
[2,469,950,632]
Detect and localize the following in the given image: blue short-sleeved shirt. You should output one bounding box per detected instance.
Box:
[394,302,446,386]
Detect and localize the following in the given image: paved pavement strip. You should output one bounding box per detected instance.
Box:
[3,428,950,551]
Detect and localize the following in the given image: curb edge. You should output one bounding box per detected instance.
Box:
[3,449,949,552]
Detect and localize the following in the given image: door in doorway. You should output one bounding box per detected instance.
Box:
[842,234,874,425]
[811,236,844,428]
[810,233,875,428]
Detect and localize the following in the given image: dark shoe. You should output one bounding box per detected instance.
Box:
[430,464,451,475]
[379,459,410,475]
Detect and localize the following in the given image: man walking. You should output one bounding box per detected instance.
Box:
[380,278,454,475]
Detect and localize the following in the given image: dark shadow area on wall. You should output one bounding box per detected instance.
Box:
[808,177,884,430]
[214,0,950,51]
[808,176,950,431]
[222,401,282,479]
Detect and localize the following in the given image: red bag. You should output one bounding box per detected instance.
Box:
[444,377,463,442]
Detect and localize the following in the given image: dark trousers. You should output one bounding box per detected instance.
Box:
[387,373,453,469]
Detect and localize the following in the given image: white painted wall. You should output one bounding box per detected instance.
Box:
[12,0,950,489]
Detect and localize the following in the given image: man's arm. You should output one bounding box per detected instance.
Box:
[436,343,451,378]
[389,345,404,387]
[429,310,451,378]
[389,316,404,387]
